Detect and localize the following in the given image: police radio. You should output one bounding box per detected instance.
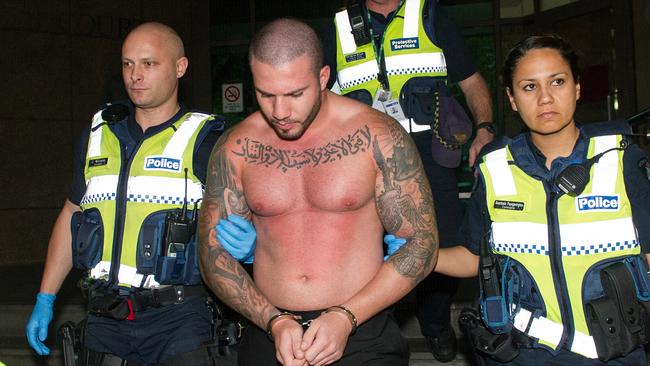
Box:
[162,168,193,257]
[347,0,371,46]
[555,141,628,197]
[478,229,512,334]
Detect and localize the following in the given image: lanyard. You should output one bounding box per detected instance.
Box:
[365,0,405,90]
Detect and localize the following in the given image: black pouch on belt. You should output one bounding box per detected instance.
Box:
[87,287,130,320]
[586,262,645,361]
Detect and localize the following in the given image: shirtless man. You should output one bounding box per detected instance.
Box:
[198,18,438,366]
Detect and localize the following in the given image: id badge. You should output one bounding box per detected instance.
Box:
[372,89,391,112]
[382,98,406,121]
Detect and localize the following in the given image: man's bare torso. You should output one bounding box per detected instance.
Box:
[229,96,388,310]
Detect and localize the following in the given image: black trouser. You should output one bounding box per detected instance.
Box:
[84,297,213,365]
[238,310,409,366]
[411,130,462,337]
[81,345,215,366]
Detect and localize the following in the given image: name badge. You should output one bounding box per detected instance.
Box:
[494,200,525,211]
[88,157,108,167]
[345,52,367,63]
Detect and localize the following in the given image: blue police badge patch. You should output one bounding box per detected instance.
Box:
[144,156,182,173]
[576,194,620,212]
[390,37,419,51]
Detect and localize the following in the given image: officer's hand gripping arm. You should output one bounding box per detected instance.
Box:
[216,214,256,263]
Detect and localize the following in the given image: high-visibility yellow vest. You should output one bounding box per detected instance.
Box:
[80,109,214,288]
[480,133,639,359]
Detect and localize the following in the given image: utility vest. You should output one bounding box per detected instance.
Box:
[334,0,447,132]
[76,109,213,289]
[479,134,640,359]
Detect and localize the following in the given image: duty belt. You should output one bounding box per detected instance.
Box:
[87,284,207,320]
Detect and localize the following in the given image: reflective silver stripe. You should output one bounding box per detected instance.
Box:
[89,110,104,157]
[571,330,598,359]
[335,10,357,55]
[385,52,447,76]
[163,113,209,159]
[403,0,421,38]
[512,307,563,349]
[491,221,549,255]
[90,261,161,288]
[591,135,618,194]
[337,60,380,90]
[559,218,638,255]
[127,176,203,205]
[397,118,431,133]
[82,175,119,205]
[484,148,517,196]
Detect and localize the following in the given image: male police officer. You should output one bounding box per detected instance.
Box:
[324,0,494,361]
[25,22,224,365]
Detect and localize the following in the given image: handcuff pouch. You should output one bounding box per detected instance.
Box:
[71,208,104,270]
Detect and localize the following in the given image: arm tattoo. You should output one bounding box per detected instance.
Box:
[233,126,371,172]
[198,129,273,328]
[374,121,438,284]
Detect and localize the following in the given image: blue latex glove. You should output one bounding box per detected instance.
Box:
[25,292,56,355]
[383,234,407,260]
[216,214,256,263]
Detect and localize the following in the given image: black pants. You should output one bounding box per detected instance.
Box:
[84,297,213,365]
[81,345,215,366]
[238,310,409,366]
[411,130,462,336]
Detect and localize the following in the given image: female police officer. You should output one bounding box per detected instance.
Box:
[439,34,650,365]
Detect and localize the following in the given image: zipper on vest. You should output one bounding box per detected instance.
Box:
[546,189,572,349]
[109,139,144,285]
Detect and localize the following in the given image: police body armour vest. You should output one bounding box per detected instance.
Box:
[480,134,639,359]
[334,0,447,99]
[80,110,212,288]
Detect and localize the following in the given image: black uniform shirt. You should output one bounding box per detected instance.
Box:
[459,131,650,254]
[68,102,222,205]
[323,1,478,88]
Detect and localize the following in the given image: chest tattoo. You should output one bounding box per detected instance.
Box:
[233,126,372,172]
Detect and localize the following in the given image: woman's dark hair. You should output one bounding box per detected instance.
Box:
[501,34,580,90]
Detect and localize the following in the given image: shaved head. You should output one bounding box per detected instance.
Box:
[125,22,185,59]
[249,18,323,74]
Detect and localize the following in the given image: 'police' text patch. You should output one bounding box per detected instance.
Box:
[576,194,620,212]
[89,158,108,167]
[494,200,524,211]
[390,37,419,51]
[144,156,182,173]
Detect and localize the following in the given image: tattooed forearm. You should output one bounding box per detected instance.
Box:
[233,126,372,172]
[374,121,438,284]
[198,130,274,329]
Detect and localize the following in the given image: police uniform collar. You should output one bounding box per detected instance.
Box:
[508,130,589,181]
[126,102,189,140]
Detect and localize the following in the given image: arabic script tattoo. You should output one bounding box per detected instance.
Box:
[233,126,372,172]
